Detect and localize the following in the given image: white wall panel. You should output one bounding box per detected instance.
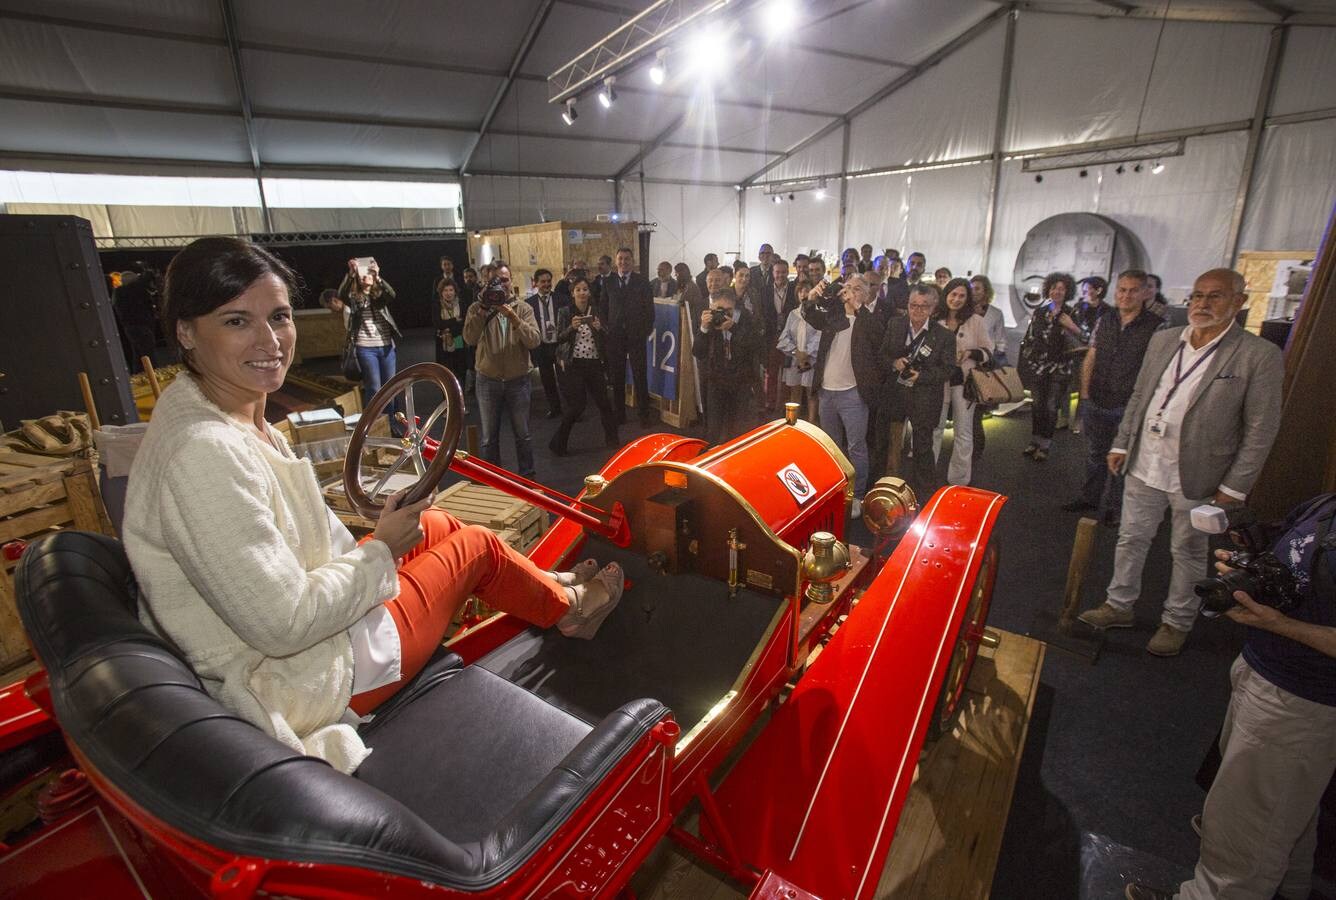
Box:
[668,102,832,156]
[1007,13,1161,152]
[848,17,1004,171]
[847,164,991,275]
[636,183,739,269]
[743,188,838,265]
[1240,118,1336,253]
[813,0,996,67]
[763,129,844,184]
[1270,26,1336,116]
[3,202,115,237]
[266,207,459,232]
[463,175,613,230]
[640,147,774,184]
[105,204,238,239]
[1135,22,1270,134]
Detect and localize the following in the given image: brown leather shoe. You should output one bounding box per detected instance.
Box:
[1147,623,1188,657]
[1077,602,1134,630]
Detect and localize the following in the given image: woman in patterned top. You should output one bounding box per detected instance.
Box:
[548,276,619,456]
[1018,271,1082,462]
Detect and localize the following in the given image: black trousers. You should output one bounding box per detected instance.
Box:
[552,358,619,453]
[889,385,945,497]
[607,331,651,423]
[1079,402,1125,514]
[1030,373,1066,443]
[532,343,562,414]
[704,377,748,445]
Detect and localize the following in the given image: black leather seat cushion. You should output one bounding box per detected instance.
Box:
[16,532,668,891]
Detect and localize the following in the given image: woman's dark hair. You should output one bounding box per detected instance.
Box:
[1042,271,1076,303]
[568,275,591,299]
[933,277,975,321]
[162,237,300,373]
[1079,276,1108,301]
[970,274,995,304]
[673,262,692,283]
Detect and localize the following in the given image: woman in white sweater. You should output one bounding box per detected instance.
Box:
[123,237,621,775]
[931,278,993,487]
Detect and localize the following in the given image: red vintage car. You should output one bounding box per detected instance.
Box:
[0,364,1004,899]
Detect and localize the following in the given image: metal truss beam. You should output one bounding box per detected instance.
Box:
[461,0,557,176]
[548,0,728,104]
[984,0,1335,25]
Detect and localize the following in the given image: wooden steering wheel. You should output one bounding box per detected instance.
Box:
[342,362,464,519]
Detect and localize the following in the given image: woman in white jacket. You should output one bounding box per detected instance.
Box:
[123,237,621,775]
[932,278,992,486]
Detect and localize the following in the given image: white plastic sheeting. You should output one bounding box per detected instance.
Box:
[848,163,993,274]
[462,175,613,230]
[742,188,838,264]
[848,17,1005,171]
[640,146,775,184]
[1006,15,1267,151]
[1270,26,1336,116]
[0,170,261,206]
[764,129,845,184]
[1240,118,1336,252]
[635,182,739,269]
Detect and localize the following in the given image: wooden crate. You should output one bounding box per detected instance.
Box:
[467,220,642,288]
[1236,249,1315,332]
[293,307,347,360]
[0,455,115,670]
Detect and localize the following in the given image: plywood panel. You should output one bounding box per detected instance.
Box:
[1236,249,1315,332]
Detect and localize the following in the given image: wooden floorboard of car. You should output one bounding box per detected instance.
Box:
[633,630,1046,900]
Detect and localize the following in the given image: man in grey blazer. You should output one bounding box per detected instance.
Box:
[1078,268,1283,656]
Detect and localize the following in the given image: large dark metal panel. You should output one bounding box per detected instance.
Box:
[0,215,138,428]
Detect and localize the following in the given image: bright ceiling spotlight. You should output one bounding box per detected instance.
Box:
[1151,161,1165,174]
[764,0,797,38]
[649,49,668,85]
[814,189,826,200]
[772,194,782,204]
[561,98,578,126]
[688,30,728,82]
[598,76,617,109]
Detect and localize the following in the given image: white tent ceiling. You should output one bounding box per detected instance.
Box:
[2,0,1335,187]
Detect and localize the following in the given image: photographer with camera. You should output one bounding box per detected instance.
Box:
[463,262,541,477]
[801,269,883,514]
[1125,494,1336,900]
[1078,268,1283,656]
[876,284,956,495]
[692,286,760,445]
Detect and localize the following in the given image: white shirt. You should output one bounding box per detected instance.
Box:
[1124,324,1243,498]
[534,293,558,344]
[822,313,858,392]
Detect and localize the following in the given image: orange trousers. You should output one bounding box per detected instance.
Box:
[349,507,569,714]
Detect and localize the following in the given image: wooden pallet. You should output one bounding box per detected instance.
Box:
[631,631,1046,900]
[0,454,115,670]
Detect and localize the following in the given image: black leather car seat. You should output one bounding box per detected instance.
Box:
[15,531,668,891]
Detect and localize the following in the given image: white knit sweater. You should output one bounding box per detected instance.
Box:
[123,375,399,773]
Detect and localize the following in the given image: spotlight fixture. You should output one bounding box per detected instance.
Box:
[598,76,617,109]
[610,213,620,222]
[649,49,667,86]
[1035,174,1043,183]
[1078,169,1088,178]
[772,194,782,204]
[788,193,795,201]
[1115,164,1125,175]
[1151,161,1165,174]
[1134,163,1143,173]
[472,229,481,238]
[561,98,577,126]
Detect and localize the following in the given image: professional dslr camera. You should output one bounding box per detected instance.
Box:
[477,277,510,308]
[896,340,935,387]
[1193,507,1301,616]
[707,306,733,329]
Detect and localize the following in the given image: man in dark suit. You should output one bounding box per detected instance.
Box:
[651,260,677,299]
[878,284,955,497]
[693,287,761,444]
[525,268,567,418]
[695,253,719,299]
[597,247,656,426]
[750,243,775,290]
[759,257,798,413]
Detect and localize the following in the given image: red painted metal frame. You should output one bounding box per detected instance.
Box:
[706,485,1007,900]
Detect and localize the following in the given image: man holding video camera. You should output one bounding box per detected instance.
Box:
[463,262,541,477]
[1077,268,1283,656]
[1125,494,1336,900]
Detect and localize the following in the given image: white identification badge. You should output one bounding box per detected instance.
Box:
[777,463,816,505]
[1147,414,1169,440]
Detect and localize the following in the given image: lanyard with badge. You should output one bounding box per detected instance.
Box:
[1147,340,1221,440]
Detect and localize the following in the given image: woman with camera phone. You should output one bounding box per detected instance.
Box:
[775,267,820,421]
[339,256,402,419]
[693,287,760,445]
[1017,271,1082,461]
[932,278,992,486]
[548,276,619,456]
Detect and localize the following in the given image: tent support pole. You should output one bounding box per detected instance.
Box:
[836,119,851,252]
[218,0,270,233]
[1226,24,1287,265]
[981,8,1017,276]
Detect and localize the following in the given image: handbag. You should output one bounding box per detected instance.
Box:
[966,363,1025,405]
[341,333,363,382]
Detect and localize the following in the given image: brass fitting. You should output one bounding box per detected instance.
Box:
[784,402,799,425]
[583,474,607,497]
[862,477,919,540]
[802,531,851,604]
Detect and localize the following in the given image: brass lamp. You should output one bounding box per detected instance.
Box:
[802,531,851,604]
[862,477,918,541]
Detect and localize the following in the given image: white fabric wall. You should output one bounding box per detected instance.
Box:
[462,176,615,230]
[743,188,838,264]
[634,182,740,269]
[847,164,993,275]
[1239,118,1336,253]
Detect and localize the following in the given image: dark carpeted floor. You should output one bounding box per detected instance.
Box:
[322,329,1326,899]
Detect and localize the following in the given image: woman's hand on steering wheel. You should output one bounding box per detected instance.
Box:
[373,488,434,558]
